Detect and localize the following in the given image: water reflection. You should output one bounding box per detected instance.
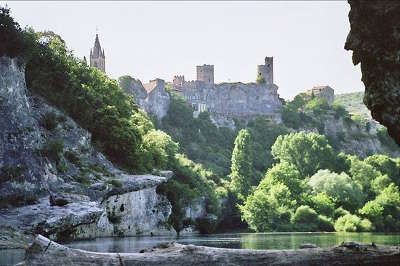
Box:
[2,232,399,265]
[66,232,400,253]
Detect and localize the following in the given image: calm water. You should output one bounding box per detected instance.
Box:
[2,232,400,265]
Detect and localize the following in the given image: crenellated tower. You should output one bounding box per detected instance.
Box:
[90,34,105,73]
[196,64,214,85]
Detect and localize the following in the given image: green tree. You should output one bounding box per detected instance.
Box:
[308,169,364,212]
[271,132,336,177]
[310,192,335,218]
[230,129,254,200]
[365,154,400,186]
[142,130,179,170]
[360,184,400,231]
[259,162,304,203]
[240,182,295,232]
[348,156,382,199]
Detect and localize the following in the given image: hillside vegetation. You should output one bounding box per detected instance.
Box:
[334,92,371,120]
[1,7,399,235]
[0,7,219,234]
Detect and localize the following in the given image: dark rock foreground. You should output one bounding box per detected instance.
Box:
[17,235,400,266]
[345,0,400,145]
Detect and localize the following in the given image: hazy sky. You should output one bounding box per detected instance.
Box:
[4,1,363,99]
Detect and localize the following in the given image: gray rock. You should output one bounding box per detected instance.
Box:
[17,235,400,266]
[345,1,400,145]
[0,56,176,244]
[299,243,318,249]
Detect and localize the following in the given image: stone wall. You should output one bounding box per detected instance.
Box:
[306,86,335,105]
[119,77,170,120]
[177,81,282,127]
[257,57,273,84]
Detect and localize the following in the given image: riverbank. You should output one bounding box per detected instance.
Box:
[16,234,400,266]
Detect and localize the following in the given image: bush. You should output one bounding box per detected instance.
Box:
[64,150,81,165]
[42,139,64,163]
[0,165,26,183]
[40,112,58,131]
[291,205,334,232]
[256,72,265,84]
[106,179,122,188]
[308,169,364,212]
[334,214,372,232]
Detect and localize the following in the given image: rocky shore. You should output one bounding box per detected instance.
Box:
[17,235,400,266]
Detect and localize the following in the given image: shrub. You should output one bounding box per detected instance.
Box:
[334,214,372,232]
[72,173,90,186]
[106,179,122,188]
[64,150,80,165]
[292,205,334,232]
[40,112,58,131]
[256,72,265,84]
[42,139,64,163]
[0,165,26,183]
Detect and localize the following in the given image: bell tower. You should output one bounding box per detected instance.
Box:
[90,34,105,73]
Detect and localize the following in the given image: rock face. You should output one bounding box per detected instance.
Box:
[0,56,174,244]
[74,175,173,238]
[305,111,400,158]
[119,76,170,120]
[0,57,47,206]
[18,235,400,266]
[345,0,400,145]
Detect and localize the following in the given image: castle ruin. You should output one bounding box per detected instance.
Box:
[196,64,214,85]
[305,85,335,105]
[172,57,282,127]
[90,34,106,73]
[120,57,282,127]
[257,57,273,84]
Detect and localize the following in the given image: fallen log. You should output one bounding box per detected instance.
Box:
[17,235,400,266]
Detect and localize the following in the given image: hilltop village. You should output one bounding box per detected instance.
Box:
[89,34,334,127]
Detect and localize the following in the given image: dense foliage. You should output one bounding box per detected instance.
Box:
[2,7,399,234]
[0,8,220,233]
[241,131,400,232]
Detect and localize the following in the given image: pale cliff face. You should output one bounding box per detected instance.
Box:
[0,57,174,242]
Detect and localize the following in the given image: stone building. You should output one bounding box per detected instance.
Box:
[173,75,185,87]
[196,64,214,85]
[90,34,105,73]
[172,57,282,127]
[119,77,170,120]
[306,85,335,105]
[257,57,273,84]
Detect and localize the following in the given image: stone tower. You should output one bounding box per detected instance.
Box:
[196,64,214,85]
[90,34,105,73]
[257,57,273,84]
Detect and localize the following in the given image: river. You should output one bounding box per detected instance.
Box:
[1,232,400,265]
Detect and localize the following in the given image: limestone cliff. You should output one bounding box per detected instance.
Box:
[345,0,400,145]
[0,56,174,246]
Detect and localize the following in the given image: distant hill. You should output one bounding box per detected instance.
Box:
[334,91,371,120]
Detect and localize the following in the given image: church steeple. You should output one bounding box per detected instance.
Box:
[90,33,105,73]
